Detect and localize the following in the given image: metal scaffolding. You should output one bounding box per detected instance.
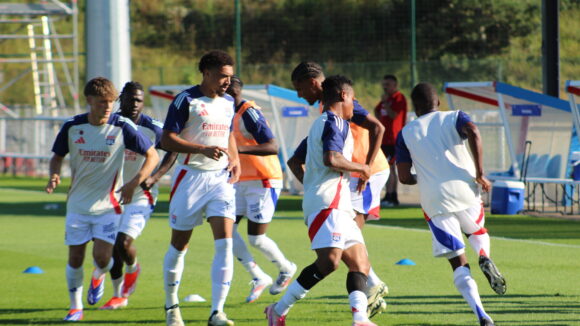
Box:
[0,1,80,116]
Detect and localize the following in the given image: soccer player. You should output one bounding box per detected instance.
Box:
[289,62,389,317]
[160,50,240,326]
[225,76,296,303]
[101,81,178,310]
[45,77,159,321]
[266,75,376,326]
[374,75,407,207]
[396,83,506,326]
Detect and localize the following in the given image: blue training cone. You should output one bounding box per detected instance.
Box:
[395,258,416,266]
[23,266,44,274]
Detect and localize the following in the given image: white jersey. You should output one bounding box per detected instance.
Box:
[52,113,153,215]
[397,110,480,216]
[123,114,163,208]
[163,85,235,171]
[303,111,354,220]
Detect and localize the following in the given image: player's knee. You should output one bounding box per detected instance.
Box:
[247,234,265,248]
[316,256,341,275]
[93,255,111,269]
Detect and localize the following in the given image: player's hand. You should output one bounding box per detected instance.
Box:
[117,181,138,205]
[227,159,241,184]
[140,176,158,191]
[201,146,229,161]
[475,174,491,193]
[45,175,60,193]
[360,164,371,181]
[356,178,368,193]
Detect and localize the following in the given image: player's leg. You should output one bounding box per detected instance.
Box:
[244,187,296,295]
[350,173,389,315]
[207,216,235,325]
[427,211,494,325]
[63,212,91,321]
[85,213,118,307]
[342,243,376,325]
[100,235,128,310]
[458,204,506,295]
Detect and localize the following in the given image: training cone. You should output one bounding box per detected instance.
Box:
[395,258,416,266]
[23,266,44,274]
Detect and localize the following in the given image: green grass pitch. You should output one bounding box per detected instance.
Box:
[1,176,580,325]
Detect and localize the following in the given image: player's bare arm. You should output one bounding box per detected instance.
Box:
[397,162,417,185]
[161,130,228,161]
[462,121,491,192]
[237,138,278,156]
[118,146,159,204]
[324,150,370,181]
[141,151,178,190]
[45,154,64,193]
[287,155,305,184]
[227,132,241,184]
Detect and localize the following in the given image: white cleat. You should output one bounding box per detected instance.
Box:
[165,304,184,326]
[366,282,388,318]
[208,310,234,326]
[353,319,378,326]
[270,262,297,295]
[246,275,273,303]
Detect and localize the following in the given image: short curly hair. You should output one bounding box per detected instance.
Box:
[198,50,234,73]
[84,77,118,100]
[291,61,324,83]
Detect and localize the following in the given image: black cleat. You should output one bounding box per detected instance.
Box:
[479,256,506,295]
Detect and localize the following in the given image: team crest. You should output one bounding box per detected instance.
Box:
[106,135,116,145]
[171,214,177,224]
[331,232,341,241]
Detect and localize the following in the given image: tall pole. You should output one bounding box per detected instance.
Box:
[410,0,417,90]
[235,0,242,76]
[542,0,559,97]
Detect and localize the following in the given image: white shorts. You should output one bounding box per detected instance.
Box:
[118,203,152,239]
[423,203,486,259]
[235,183,280,223]
[350,170,389,220]
[65,212,120,245]
[306,209,365,250]
[169,166,236,231]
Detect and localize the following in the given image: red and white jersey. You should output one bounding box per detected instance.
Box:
[52,113,153,215]
[303,111,354,220]
[163,85,235,171]
[122,114,163,208]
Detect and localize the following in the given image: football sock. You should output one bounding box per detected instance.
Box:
[112,277,123,298]
[163,245,187,308]
[347,271,369,321]
[93,258,114,279]
[274,280,308,316]
[232,225,268,280]
[248,234,292,272]
[366,266,382,289]
[453,265,490,321]
[126,258,139,274]
[66,264,83,310]
[468,232,491,257]
[211,238,233,312]
[296,263,325,289]
[110,251,123,280]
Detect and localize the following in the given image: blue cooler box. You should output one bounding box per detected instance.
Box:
[491,180,525,215]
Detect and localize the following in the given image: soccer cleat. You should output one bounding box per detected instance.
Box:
[366,282,388,318]
[165,304,184,326]
[353,319,378,326]
[264,303,286,326]
[367,297,387,319]
[270,262,297,295]
[87,272,105,305]
[63,309,83,322]
[122,263,141,297]
[479,256,507,295]
[208,310,234,326]
[100,296,128,310]
[480,318,495,326]
[246,275,273,303]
